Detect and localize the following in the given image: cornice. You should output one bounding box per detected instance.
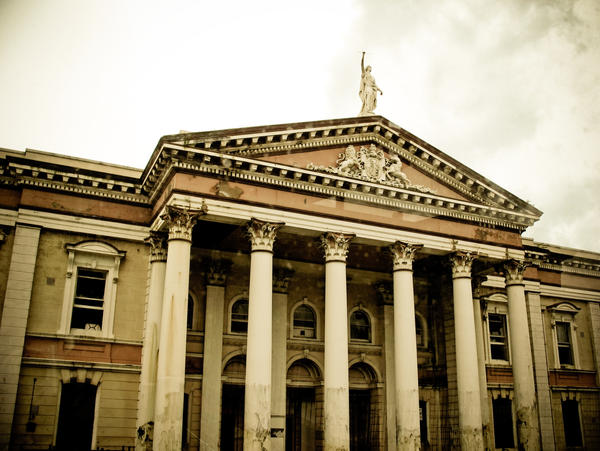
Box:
[158,117,541,218]
[146,144,538,231]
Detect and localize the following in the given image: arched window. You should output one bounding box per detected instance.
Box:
[293,304,316,338]
[231,299,249,333]
[350,310,371,341]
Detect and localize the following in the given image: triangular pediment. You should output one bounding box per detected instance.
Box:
[145,116,542,232]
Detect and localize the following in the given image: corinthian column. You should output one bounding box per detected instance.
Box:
[390,242,422,450]
[450,252,483,450]
[244,219,283,451]
[154,206,204,451]
[321,232,354,451]
[504,260,539,450]
[136,232,167,450]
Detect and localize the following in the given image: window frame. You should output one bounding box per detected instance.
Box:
[59,241,125,338]
[228,296,249,335]
[488,312,510,363]
[483,295,512,365]
[547,302,581,369]
[349,306,373,343]
[291,303,317,339]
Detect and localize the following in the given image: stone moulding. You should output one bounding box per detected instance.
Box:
[149,145,538,232]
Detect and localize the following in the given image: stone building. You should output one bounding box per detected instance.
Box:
[0,115,598,450]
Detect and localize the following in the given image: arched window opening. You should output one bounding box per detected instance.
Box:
[293,305,316,338]
[350,310,371,342]
[231,299,249,334]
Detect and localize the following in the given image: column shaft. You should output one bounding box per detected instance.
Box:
[244,219,282,451]
[321,232,353,451]
[154,206,202,451]
[391,242,421,450]
[505,261,539,450]
[451,252,483,450]
[136,233,167,450]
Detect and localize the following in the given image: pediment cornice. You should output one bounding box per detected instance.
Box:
[152,116,542,220]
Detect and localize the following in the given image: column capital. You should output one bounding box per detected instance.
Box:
[320,232,355,262]
[390,241,422,271]
[504,259,528,286]
[247,218,283,252]
[273,267,294,293]
[161,205,206,242]
[205,258,232,286]
[450,251,477,279]
[145,232,168,262]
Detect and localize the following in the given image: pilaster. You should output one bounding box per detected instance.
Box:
[271,267,294,451]
[0,225,41,451]
[200,258,231,451]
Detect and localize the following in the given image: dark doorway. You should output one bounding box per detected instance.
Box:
[55,382,97,450]
[286,387,316,451]
[221,384,245,451]
[350,389,375,451]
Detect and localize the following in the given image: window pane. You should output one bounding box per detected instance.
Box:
[562,400,583,447]
[71,307,103,330]
[492,397,514,448]
[556,322,573,365]
[489,314,509,361]
[75,269,106,300]
[293,305,316,338]
[556,322,570,343]
[231,300,248,333]
[350,311,370,341]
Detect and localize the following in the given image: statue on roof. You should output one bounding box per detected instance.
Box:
[359,52,383,116]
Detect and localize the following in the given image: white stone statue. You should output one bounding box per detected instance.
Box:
[359,52,383,116]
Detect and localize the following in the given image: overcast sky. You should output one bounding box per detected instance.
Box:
[1,0,598,252]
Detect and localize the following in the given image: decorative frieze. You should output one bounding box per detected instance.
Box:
[161,204,207,242]
[504,259,528,286]
[145,232,168,262]
[246,218,283,252]
[450,251,477,279]
[320,232,355,262]
[390,241,422,271]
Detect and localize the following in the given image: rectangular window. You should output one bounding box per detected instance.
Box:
[492,397,515,448]
[556,322,574,366]
[488,313,509,361]
[71,268,107,330]
[562,400,583,447]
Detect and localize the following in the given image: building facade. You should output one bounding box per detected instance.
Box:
[0,116,598,450]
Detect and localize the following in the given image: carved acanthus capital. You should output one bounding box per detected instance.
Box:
[320,232,355,262]
[247,218,283,252]
[161,204,206,242]
[450,251,477,279]
[273,267,295,293]
[504,259,528,286]
[390,241,422,271]
[145,232,168,262]
[205,258,232,286]
[374,281,393,305]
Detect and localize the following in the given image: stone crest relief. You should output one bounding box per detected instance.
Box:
[308,144,435,193]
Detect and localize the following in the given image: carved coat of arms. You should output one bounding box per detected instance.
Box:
[308,144,435,193]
